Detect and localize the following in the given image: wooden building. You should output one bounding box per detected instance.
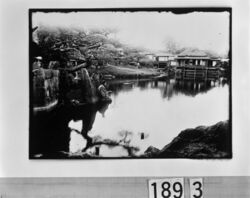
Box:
[174,49,221,80]
[176,50,220,67]
[154,53,177,68]
[144,53,156,61]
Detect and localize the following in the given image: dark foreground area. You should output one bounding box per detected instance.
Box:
[144,120,231,159]
[31,118,231,159]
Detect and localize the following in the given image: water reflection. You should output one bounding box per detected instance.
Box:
[69,102,111,151]
[30,101,111,157]
[108,78,228,100]
[68,77,229,157]
[92,78,228,156]
[31,77,229,158]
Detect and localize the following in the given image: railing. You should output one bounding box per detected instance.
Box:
[175,65,220,80]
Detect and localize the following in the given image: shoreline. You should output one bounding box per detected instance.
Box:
[89,64,162,79]
[32,120,231,159]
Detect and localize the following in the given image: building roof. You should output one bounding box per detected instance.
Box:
[178,49,208,57]
[139,52,156,56]
[176,56,211,60]
[155,53,175,57]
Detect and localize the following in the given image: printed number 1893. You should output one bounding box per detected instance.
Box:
[148,178,184,198]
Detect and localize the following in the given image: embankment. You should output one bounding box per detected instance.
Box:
[35,120,231,159]
[144,120,231,159]
[96,64,160,79]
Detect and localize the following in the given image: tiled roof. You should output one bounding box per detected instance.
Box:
[154,53,174,57]
[178,49,208,57]
[176,56,210,59]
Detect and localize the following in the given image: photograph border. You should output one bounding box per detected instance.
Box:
[29,7,232,160]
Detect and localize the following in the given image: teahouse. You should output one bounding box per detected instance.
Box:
[174,49,221,80]
[176,49,220,67]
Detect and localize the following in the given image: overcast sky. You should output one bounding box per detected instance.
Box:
[33,11,230,55]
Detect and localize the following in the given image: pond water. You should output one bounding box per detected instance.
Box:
[68,78,229,157]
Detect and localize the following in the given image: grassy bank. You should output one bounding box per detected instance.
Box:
[95,64,161,79]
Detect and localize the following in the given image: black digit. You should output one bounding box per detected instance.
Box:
[173,182,183,198]
[162,182,171,198]
[151,182,157,198]
[193,181,203,198]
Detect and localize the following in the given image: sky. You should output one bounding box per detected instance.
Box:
[33,11,230,56]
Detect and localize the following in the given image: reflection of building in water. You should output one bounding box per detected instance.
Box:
[148,78,225,100]
[152,80,158,88]
[173,79,218,97]
[149,80,176,100]
[163,80,174,100]
[109,78,227,102]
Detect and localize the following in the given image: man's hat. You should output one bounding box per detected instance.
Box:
[35,56,43,60]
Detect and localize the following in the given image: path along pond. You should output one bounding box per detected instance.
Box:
[68,78,229,157]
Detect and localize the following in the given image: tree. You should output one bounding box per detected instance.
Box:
[164,38,182,54]
[89,27,118,37]
[34,26,146,68]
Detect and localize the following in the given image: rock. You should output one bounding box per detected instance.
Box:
[144,146,160,155]
[157,120,231,159]
[33,68,59,107]
[65,68,99,104]
[98,84,110,100]
[78,68,98,103]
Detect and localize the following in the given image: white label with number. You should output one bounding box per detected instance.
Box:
[190,178,203,198]
[148,178,184,198]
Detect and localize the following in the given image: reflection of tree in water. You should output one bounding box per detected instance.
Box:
[107,78,228,102]
[107,79,154,95]
[118,130,133,144]
[107,82,123,96]
[69,102,139,156]
[69,102,111,151]
[107,78,221,100]
[136,80,149,90]
[107,80,134,96]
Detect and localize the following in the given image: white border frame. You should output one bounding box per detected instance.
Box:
[0,0,250,177]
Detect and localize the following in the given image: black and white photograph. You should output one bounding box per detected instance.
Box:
[1,0,250,196]
[29,8,232,159]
